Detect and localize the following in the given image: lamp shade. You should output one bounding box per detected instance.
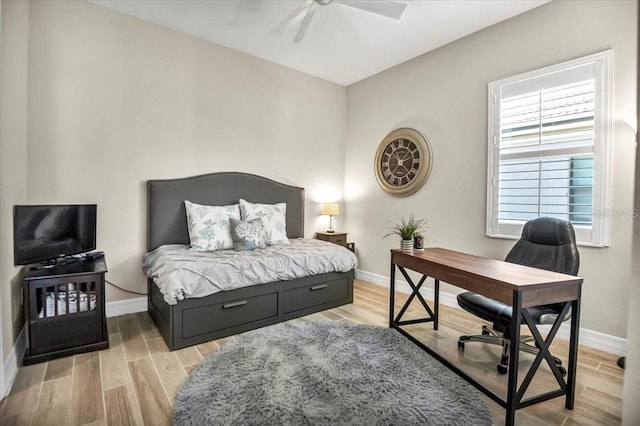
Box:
[321,203,340,216]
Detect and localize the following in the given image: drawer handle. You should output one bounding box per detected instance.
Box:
[310,284,328,291]
[223,300,248,309]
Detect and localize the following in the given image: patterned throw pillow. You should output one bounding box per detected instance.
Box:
[239,199,289,246]
[230,218,266,251]
[184,200,240,251]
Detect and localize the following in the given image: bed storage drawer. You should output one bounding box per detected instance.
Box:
[181,292,278,339]
[282,277,350,314]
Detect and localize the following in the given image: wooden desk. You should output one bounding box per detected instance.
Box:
[389,248,583,426]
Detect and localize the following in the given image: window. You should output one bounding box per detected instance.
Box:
[487,51,612,246]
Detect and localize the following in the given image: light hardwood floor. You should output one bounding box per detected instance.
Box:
[0,280,623,425]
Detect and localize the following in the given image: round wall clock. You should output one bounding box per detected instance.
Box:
[374,128,433,197]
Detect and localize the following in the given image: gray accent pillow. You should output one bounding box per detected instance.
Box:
[230,218,266,251]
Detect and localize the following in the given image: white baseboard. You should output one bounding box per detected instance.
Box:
[2,324,26,398]
[355,269,627,356]
[105,296,147,318]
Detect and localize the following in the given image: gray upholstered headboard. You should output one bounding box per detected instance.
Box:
[147,172,305,251]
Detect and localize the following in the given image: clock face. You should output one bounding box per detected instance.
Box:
[374,128,432,197]
[381,138,420,187]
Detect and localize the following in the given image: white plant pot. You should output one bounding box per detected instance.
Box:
[400,239,414,253]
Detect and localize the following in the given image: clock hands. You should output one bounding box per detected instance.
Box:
[383,145,418,184]
[390,161,409,177]
[397,150,410,161]
[393,149,414,175]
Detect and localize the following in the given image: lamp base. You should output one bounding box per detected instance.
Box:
[326,230,335,233]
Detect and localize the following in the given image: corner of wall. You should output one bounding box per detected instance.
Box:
[0,0,30,396]
[1,325,25,398]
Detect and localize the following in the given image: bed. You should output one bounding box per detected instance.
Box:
[146,172,355,350]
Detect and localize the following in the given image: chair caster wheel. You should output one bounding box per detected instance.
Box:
[497,364,508,375]
[458,341,465,350]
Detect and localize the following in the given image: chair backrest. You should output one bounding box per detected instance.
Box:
[505,217,580,276]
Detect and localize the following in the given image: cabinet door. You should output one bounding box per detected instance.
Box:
[30,312,101,355]
[28,274,103,355]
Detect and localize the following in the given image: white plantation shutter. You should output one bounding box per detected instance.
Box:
[487,51,612,246]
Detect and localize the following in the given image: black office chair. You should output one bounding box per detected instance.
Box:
[457,217,580,375]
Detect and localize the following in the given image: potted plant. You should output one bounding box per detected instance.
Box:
[384,213,427,252]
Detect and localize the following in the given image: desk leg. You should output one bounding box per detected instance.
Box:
[566,289,581,409]
[434,279,440,330]
[389,262,395,328]
[506,291,522,426]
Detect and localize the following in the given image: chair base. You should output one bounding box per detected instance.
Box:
[458,324,566,376]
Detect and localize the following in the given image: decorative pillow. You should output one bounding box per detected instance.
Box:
[239,199,288,246]
[184,201,240,251]
[230,218,266,251]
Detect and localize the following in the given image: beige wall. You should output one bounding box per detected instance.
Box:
[345,0,637,338]
[0,0,29,360]
[25,2,346,306]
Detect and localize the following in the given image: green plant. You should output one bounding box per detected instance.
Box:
[383,213,427,240]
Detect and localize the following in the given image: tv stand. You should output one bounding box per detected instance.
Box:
[23,257,109,365]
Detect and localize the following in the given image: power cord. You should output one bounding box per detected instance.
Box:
[106,279,147,296]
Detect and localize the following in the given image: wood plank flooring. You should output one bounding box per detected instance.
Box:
[0,279,623,425]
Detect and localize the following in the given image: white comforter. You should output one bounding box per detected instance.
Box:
[143,238,358,305]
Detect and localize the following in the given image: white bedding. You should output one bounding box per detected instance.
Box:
[143,238,358,305]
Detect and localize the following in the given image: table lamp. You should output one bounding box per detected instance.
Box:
[321,203,339,233]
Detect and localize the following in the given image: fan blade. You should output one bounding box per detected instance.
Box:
[294,1,318,43]
[338,0,407,20]
[271,0,314,35]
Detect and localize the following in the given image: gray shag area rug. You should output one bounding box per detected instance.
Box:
[174,321,492,426]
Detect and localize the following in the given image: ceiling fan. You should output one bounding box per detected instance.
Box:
[271,0,408,43]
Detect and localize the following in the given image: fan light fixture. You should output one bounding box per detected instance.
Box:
[271,0,408,43]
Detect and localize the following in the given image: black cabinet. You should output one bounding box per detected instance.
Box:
[23,258,109,365]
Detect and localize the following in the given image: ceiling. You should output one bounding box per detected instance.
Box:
[90,0,549,86]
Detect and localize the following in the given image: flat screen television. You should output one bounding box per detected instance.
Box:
[13,204,97,266]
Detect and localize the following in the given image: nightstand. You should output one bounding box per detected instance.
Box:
[316,232,355,253]
[316,231,347,245]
